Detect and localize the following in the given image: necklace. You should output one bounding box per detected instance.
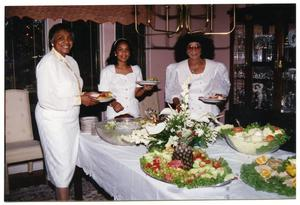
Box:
[189,59,205,74]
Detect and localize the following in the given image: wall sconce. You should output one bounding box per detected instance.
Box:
[135,5,236,37]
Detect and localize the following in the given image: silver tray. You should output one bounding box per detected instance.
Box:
[141,164,236,188]
[96,118,141,146]
[198,97,226,104]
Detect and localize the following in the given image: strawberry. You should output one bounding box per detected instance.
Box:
[213,161,221,169]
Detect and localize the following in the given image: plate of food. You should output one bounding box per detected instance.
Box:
[219,123,289,155]
[199,94,226,104]
[90,92,114,103]
[240,155,296,197]
[137,77,160,86]
[140,148,236,188]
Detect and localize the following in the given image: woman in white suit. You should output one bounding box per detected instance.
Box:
[35,23,97,200]
[169,34,230,119]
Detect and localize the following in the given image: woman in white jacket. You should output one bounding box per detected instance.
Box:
[169,34,230,119]
[35,23,97,200]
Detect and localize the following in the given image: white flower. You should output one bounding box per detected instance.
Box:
[186,119,194,127]
[120,128,154,145]
[165,135,179,147]
[145,122,166,135]
[182,128,192,138]
[160,108,174,115]
[195,128,204,136]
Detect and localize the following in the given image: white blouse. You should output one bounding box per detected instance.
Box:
[98,65,143,119]
[36,48,83,111]
[165,63,178,104]
[169,59,230,118]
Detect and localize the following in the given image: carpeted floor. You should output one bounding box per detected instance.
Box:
[5,175,113,201]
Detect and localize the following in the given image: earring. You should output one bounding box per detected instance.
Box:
[51,43,54,46]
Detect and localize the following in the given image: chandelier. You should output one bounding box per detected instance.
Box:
[135,5,236,37]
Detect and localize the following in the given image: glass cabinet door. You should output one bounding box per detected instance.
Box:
[281,23,296,113]
[232,24,246,106]
[251,24,276,110]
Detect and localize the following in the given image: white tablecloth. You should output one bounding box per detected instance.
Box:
[76,133,295,200]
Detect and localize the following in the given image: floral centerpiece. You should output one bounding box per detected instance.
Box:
[120,78,222,152]
[147,78,221,148]
[144,78,222,169]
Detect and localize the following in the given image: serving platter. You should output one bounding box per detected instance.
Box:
[137,80,160,86]
[141,166,236,187]
[240,156,296,196]
[140,149,236,189]
[199,96,226,104]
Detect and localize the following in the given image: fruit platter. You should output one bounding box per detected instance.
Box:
[140,147,236,188]
[219,123,289,155]
[240,155,296,196]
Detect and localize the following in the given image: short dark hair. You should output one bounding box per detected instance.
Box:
[48,23,73,49]
[106,38,137,66]
[174,33,215,62]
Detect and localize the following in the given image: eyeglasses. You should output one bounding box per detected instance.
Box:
[187,44,201,50]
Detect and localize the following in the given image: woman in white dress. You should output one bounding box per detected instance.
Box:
[169,34,230,119]
[98,38,153,119]
[35,23,97,200]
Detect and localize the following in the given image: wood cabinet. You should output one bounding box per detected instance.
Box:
[226,4,296,152]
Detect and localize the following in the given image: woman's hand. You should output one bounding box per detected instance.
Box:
[135,85,154,97]
[81,92,98,106]
[172,97,181,112]
[143,85,154,91]
[110,100,124,112]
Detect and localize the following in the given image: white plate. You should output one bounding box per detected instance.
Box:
[97,96,114,103]
[89,92,100,98]
[137,80,159,86]
[199,97,226,104]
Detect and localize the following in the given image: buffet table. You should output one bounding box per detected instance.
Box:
[76,133,295,200]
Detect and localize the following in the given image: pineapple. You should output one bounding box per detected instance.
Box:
[172,143,193,170]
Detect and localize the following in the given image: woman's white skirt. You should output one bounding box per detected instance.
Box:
[35,104,80,188]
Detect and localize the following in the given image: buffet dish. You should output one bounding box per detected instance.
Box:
[219,123,289,155]
[240,155,296,196]
[140,148,236,189]
[95,118,142,145]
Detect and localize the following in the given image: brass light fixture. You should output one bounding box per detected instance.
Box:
[135,5,236,37]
